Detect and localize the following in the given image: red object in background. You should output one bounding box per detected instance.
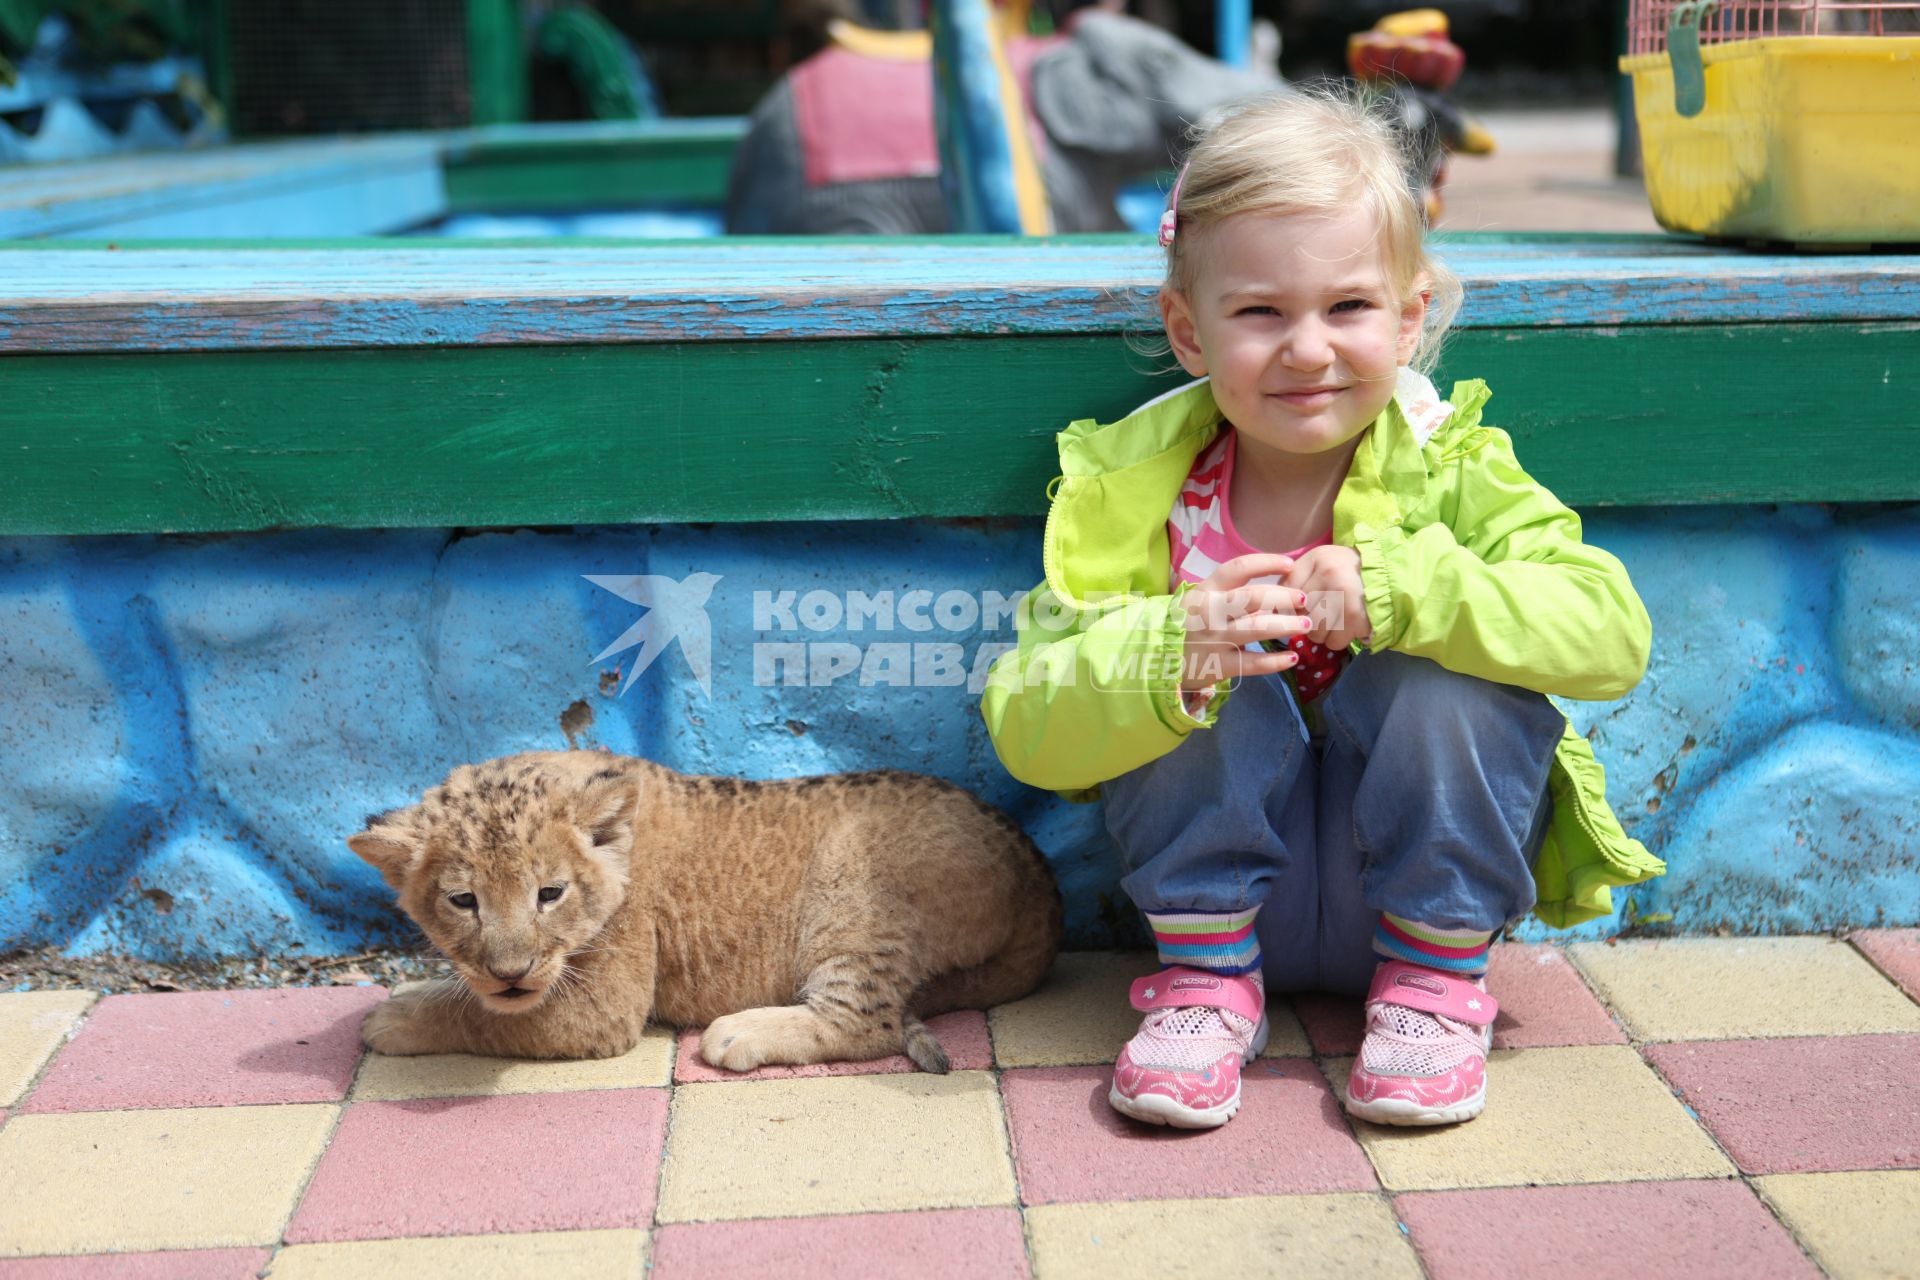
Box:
[1347,32,1466,91]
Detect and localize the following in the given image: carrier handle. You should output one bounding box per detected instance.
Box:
[1667,0,1717,118]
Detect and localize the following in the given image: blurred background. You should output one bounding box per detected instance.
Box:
[0,0,1658,238]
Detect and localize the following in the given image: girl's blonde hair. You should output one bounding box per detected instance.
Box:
[1161,86,1462,375]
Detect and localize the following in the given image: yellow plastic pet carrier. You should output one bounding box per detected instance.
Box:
[1621,1,1920,243]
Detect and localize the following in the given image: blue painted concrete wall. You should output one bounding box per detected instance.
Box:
[2,504,1916,960]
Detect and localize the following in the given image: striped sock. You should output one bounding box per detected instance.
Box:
[1145,908,1261,976]
[1373,913,1492,976]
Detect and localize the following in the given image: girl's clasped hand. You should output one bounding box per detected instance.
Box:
[1178,550,1372,693]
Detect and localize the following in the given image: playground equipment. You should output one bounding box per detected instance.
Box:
[727,6,1492,236]
[726,6,1276,235]
[1622,0,1920,243]
[0,2,221,162]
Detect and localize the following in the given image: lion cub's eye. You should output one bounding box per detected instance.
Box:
[448,892,477,911]
[538,885,565,905]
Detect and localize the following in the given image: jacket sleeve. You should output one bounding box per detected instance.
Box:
[979,582,1220,796]
[1352,426,1652,701]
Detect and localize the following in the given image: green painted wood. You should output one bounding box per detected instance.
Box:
[465,0,527,126]
[442,119,743,210]
[535,6,651,121]
[1,323,1912,536]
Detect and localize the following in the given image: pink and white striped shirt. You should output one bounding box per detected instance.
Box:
[1168,428,1347,704]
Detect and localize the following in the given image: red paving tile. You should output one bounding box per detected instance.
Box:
[999,1061,1376,1205]
[1395,1181,1819,1280]
[1645,1034,1920,1174]
[22,987,383,1113]
[673,1011,992,1083]
[1853,929,1920,1004]
[1292,945,1625,1055]
[651,1208,1029,1280]
[286,1088,667,1242]
[0,1250,271,1279]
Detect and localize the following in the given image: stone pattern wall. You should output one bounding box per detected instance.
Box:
[2,504,1915,959]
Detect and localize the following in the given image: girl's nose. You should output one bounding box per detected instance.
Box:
[1279,319,1333,370]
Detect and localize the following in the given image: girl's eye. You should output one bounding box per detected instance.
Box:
[1235,305,1278,317]
[538,885,565,904]
[1331,299,1370,314]
[448,892,477,911]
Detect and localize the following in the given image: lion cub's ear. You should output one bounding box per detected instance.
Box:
[348,804,427,890]
[575,770,638,861]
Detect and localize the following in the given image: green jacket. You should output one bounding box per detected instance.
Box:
[980,376,1664,928]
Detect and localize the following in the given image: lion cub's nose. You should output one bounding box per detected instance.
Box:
[489,962,534,983]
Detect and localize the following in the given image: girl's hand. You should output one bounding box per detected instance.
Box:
[1178,553,1314,693]
[1284,544,1373,652]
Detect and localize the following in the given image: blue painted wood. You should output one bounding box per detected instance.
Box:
[930,0,1025,234]
[1,238,1917,355]
[0,137,448,240]
[1216,0,1252,67]
[440,116,746,157]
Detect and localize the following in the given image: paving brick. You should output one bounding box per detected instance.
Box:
[989,952,1310,1067]
[1026,1194,1420,1280]
[0,1250,271,1279]
[1851,929,1920,1005]
[656,1072,1015,1222]
[1755,1171,1920,1279]
[1294,946,1625,1055]
[651,1209,1027,1280]
[286,1088,665,1242]
[0,992,95,1107]
[0,1105,337,1256]
[673,1011,991,1083]
[352,1028,674,1100]
[23,987,381,1113]
[1570,938,1920,1041]
[1644,1034,1920,1174]
[1326,1045,1732,1191]
[264,1230,648,1278]
[1000,1062,1375,1205]
[1395,1180,1818,1280]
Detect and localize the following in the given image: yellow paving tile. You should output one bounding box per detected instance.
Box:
[352,1027,675,1100]
[0,990,96,1107]
[657,1071,1016,1222]
[1324,1046,1732,1191]
[1028,1194,1421,1280]
[264,1229,649,1279]
[1756,1171,1920,1280]
[1569,937,1920,1041]
[0,1104,337,1255]
[989,952,1311,1066]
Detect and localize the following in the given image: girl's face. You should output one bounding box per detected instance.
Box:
[1161,206,1426,461]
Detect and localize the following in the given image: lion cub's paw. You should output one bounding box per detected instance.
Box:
[699,1006,817,1073]
[361,984,457,1056]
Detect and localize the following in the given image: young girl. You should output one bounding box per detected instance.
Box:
[980,90,1663,1130]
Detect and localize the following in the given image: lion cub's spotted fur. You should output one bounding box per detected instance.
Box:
[349,751,1061,1072]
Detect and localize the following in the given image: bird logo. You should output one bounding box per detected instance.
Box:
[585,573,723,697]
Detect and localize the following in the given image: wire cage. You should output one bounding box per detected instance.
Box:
[1629,0,1920,53]
[1622,0,1920,242]
[225,0,474,136]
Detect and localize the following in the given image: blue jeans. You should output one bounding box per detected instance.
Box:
[1101,650,1566,996]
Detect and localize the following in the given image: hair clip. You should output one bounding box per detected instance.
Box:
[1159,162,1189,248]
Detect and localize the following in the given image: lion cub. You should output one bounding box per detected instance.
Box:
[348,751,1061,1072]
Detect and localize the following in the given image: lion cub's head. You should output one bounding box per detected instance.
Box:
[348,752,638,1015]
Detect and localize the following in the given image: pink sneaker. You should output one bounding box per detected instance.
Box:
[1109,967,1269,1130]
[1345,960,1498,1126]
